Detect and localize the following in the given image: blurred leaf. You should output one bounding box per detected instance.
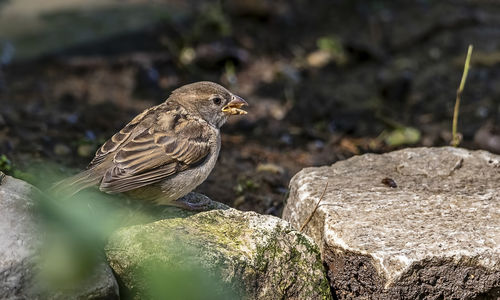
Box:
[30,164,240,298]
[12,169,36,184]
[140,258,240,300]
[0,154,12,172]
[307,36,347,68]
[29,167,153,294]
[317,36,343,54]
[383,127,421,146]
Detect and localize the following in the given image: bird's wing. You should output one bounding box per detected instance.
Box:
[88,107,155,169]
[98,109,213,193]
[50,106,158,197]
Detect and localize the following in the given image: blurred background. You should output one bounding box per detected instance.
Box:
[1,0,499,216]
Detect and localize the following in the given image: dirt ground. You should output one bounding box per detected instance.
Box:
[1,0,500,215]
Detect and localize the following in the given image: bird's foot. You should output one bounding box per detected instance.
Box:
[171,192,213,211]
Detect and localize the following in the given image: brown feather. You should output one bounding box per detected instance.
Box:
[87,106,157,169]
[96,103,212,193]
[50,169,103,197]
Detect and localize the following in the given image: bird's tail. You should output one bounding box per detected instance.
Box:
[49,169,101,198]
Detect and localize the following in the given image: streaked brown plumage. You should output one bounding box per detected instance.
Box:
[52,81,247,210]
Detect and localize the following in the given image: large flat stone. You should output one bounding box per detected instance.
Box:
[283,147,500,299]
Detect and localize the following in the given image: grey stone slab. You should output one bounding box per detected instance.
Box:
[283,147,500,299]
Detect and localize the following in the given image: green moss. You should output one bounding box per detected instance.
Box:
[294,233,331,298]
[190,212,251,251]
[107,210,332,299]
[295,232,319,255]
[254,242,271,273]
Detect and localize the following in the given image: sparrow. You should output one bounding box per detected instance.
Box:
[52,81,247,210]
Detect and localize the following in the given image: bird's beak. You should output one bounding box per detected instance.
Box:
[222,95,248,115]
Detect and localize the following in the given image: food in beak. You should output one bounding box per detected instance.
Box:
[222,95,248,115]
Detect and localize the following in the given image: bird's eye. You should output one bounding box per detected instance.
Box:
[212,97,222,105]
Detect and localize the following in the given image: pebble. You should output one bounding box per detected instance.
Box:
[256,163,285,175]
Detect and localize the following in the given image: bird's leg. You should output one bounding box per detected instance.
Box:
[170,192,213,211]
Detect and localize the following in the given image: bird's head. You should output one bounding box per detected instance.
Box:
[169,81,248,128]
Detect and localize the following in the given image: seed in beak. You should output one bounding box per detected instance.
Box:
[222,95,248,115]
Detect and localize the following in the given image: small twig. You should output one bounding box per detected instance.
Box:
[452,44,473,147]
[300,182,328,232]
[446,158,464,177]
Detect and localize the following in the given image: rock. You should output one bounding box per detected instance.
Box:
[0,172,119,299]
[105,208,331,300]
[283,147,500,299]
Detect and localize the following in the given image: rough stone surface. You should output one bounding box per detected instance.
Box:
[0,172,119,299]
[282,147,500,299]
[105,208,331,300]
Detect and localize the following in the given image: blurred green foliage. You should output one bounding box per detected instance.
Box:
[0,154,12,173]
[316,36,348,65]
[30,166,240,298]
[36,189,128,292]
[381,127,421,147]
[317,36,343,54]
[234,178,260,195]
[0,154,36,183]
[138,258,239,300]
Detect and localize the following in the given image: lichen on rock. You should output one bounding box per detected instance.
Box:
[105,207,331,300]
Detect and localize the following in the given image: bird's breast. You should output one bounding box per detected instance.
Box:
[155,131,220,204]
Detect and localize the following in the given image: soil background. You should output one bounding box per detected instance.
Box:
[1,0,500,215]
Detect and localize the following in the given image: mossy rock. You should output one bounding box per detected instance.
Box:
[105,207,331,300]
